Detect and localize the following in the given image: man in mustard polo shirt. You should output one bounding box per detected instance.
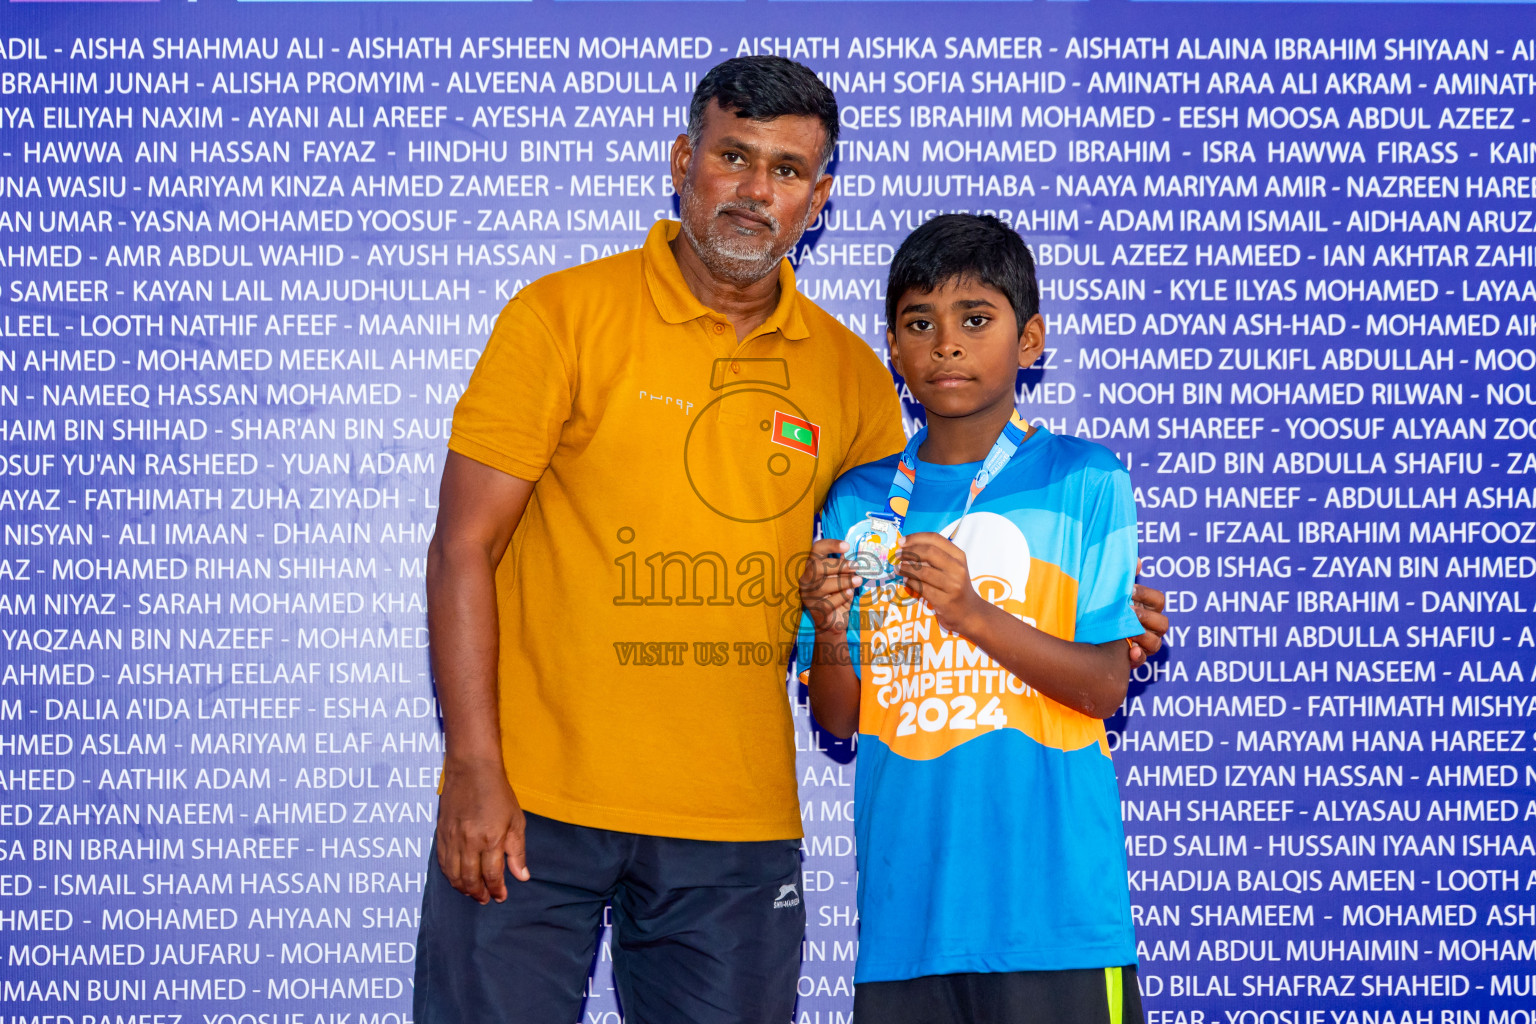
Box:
[415,57,1166,1023]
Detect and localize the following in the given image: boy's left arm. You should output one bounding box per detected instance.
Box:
[898,534,1130,720]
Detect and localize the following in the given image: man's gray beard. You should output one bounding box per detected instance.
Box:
[679,191,810,286]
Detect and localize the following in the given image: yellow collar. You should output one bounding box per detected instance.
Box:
[641,220,810,342]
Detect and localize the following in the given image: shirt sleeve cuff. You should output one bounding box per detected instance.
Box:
[447,433,546,483]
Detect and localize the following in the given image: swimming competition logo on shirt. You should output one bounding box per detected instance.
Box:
[860,512,1107,762]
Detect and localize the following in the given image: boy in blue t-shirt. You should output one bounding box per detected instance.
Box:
[798,214,1145,1024]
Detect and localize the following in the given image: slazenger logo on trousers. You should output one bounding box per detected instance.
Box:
[773,883,800,909]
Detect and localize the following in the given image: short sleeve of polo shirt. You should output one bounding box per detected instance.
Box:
[448,297,574,481]
[1072,461,1140,645]
[839,369,906,480]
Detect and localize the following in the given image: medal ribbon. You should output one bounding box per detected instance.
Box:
[879,409,1034,535]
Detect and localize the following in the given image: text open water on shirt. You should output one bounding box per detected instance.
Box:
[864,511,1106,761]
[684,357,822,524]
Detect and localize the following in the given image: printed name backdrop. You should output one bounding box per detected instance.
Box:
[2,0,1535,1021]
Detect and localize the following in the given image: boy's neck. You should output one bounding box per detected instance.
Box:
[918,404,1024,465]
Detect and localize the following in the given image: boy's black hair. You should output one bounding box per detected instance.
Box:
[689,56,839,174]
[885,214,1039,331]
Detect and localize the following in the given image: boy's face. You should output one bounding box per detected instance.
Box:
[888,277,1044,427]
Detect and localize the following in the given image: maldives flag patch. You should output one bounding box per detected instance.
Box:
[771,410,819,457]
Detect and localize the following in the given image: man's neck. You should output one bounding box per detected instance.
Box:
[670,234,782,341]
[918,404,1023,465]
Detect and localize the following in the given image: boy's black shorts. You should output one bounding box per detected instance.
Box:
[414,812,804,1024]
[854,965,1144,1024]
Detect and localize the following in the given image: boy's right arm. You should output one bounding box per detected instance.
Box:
[427,452,536,905]
[797,538,863,739]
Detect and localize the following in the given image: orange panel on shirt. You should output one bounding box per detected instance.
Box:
[857,557,1109,762]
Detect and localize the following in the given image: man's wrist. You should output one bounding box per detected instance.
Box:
[443,749,507,774]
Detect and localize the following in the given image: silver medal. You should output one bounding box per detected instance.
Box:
[845,515,902,583]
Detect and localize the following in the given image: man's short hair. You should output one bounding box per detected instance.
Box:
[885,214,1040,330]
[688,56,839,175]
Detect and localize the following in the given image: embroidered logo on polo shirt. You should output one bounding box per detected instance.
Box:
[770,411,819,457]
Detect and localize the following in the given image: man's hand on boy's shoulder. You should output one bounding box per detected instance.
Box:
[894,532,989,636]
[1128,580,1169,668]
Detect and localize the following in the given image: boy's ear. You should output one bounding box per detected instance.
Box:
[1017,314,1046,370]
[887,328,903,378]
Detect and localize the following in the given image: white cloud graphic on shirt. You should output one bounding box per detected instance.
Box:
[944,511,1032,609]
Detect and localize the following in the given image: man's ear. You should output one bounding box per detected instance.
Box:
[669,133,692,199]
[807,170,834,224]
[1017,314,1046,369]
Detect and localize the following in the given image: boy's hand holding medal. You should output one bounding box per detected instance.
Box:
[798,538,865,635]
[895,532,989,636]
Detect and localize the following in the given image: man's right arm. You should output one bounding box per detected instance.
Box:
[427,451,537,905]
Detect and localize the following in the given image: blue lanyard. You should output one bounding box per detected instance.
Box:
[877,409,1034,535]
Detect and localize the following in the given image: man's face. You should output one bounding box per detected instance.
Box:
[671,101,834,286]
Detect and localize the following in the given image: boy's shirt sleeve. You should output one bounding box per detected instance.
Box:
[1074,463,1142,645]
